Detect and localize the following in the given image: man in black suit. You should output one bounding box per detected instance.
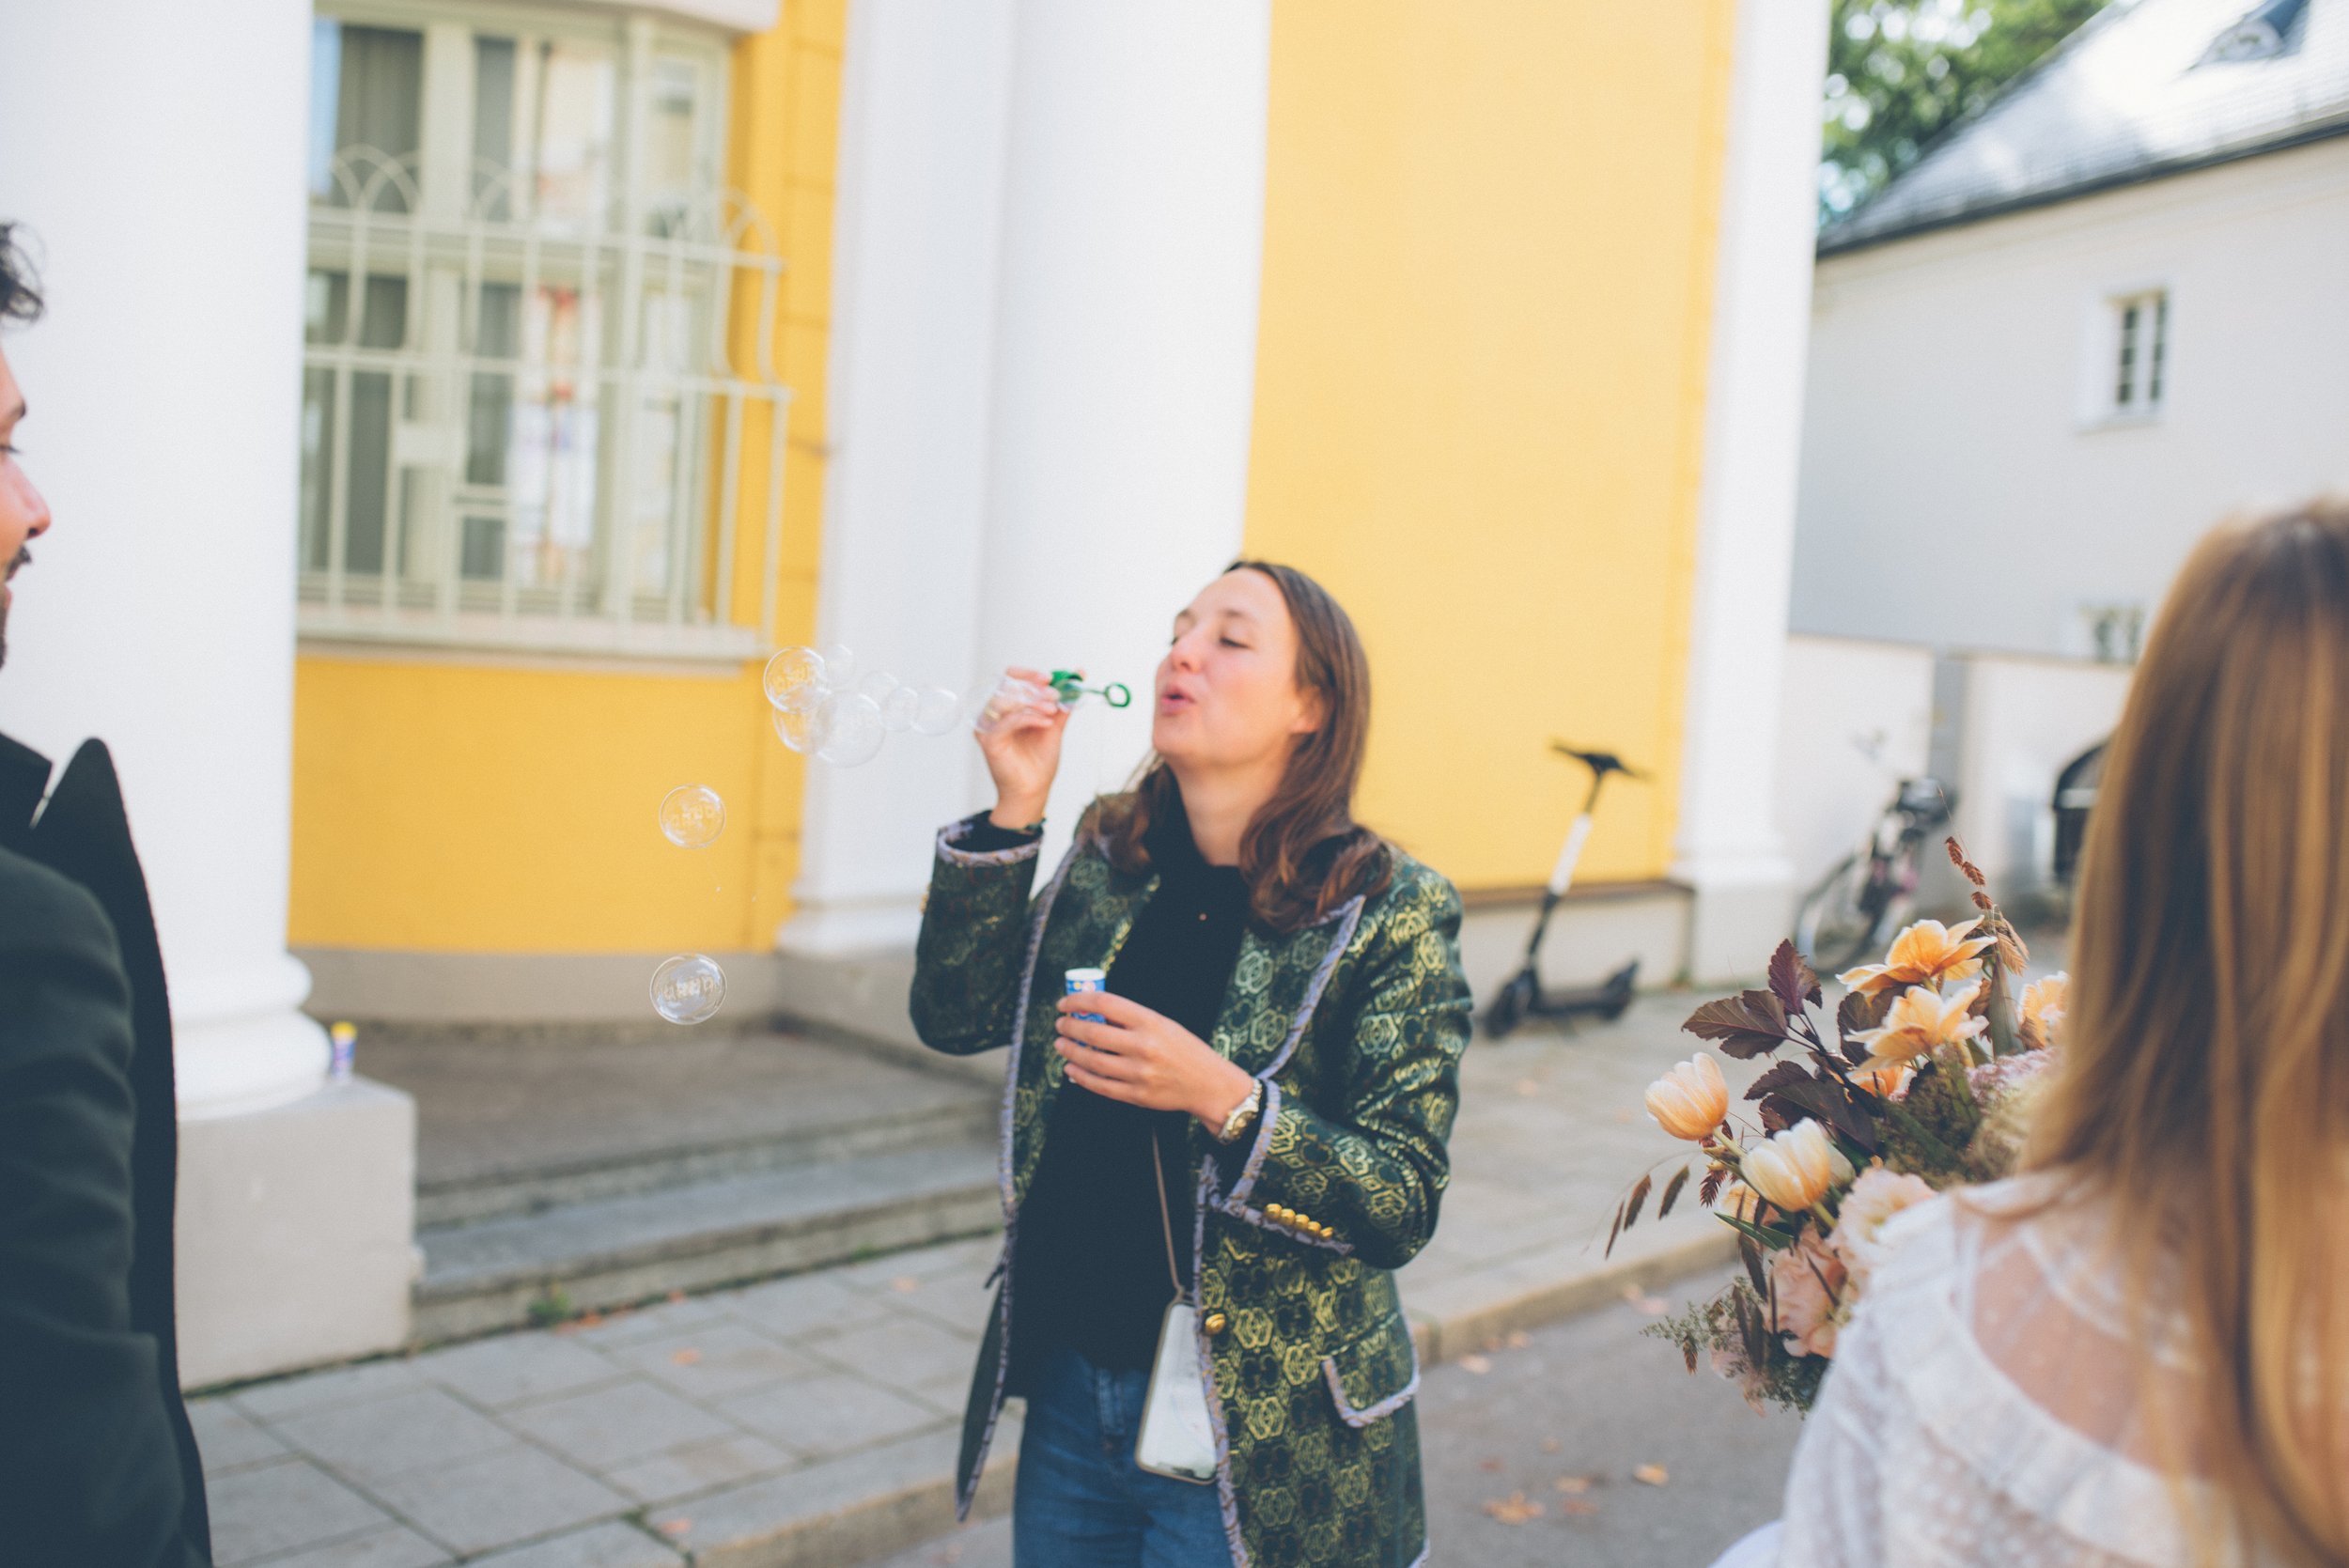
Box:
[0,225,211,1565]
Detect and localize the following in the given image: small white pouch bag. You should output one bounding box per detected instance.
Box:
[1134,1132,1220,1484]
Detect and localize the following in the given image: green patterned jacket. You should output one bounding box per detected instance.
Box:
[910,809,1473,1568]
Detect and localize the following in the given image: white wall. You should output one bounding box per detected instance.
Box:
[1953,652,2133,892]
[1775,634,1936,890]
[1795,138,2349,659]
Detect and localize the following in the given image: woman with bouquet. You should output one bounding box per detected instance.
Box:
[1739,501,2349,1565]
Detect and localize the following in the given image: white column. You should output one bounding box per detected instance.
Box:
[1672,0,1832,983]
[0,0,327,1116]
[783,0,1020,956]
[1,0,415,1387]
[786,0,1271,949]
[976,0,1271,878]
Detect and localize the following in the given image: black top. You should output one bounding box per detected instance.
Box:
[967,806,1253,1384]
[0,734,210,1567]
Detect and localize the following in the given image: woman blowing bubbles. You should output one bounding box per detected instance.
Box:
[910,562,1472,1568]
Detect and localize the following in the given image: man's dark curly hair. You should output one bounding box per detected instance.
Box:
[0,224,43,325]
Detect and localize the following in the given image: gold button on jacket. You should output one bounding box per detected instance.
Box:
[911,807,1472,1568]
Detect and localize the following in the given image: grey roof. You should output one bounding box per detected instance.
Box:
[1820,0,2349,254]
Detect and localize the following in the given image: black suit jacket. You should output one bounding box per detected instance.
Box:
[0,732,210,1566]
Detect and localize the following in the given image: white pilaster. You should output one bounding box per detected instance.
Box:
[976,0,1271,879]
[0,0,415,1383]
[1672,0,1832,982]
[783,0,1020,956]
[786,0,1272,950]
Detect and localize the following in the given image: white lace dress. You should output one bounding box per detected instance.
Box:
[1719,1177,2249,1568]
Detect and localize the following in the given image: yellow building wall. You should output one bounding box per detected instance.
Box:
[288,2,845,954]
[1242,0,1737,891]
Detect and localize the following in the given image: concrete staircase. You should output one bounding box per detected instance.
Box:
[356,1021,1004,1344]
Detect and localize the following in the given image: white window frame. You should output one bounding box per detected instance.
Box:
[298,0,791,663]
[2078,283,2170,430]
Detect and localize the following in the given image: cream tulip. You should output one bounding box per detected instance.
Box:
[1740,1120,1854,1213]
[1645,1053,1729,1141]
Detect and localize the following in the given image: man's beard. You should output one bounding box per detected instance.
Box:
[0,547,25,672]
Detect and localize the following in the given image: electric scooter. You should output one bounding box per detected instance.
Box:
[1482,742,1643,1038]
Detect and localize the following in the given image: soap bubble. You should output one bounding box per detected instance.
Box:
[820,644,857,686]
[972,675,1060,737]
[910,687,962,737]
[651,954,725,1024]
[817,692,888,767]
[659,785,725,848]
[763,647,827,714]
[880,684,921,734]
[856,670,900,705]
[773,702,834,753]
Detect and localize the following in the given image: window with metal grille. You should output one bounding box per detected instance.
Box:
[2108,289,2169,417]
[300,6,789,659]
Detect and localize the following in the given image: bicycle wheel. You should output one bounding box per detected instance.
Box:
[1794,853,1883,971]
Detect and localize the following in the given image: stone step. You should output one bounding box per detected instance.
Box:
[414,1094,998,1228]
[413,1142,1004,1344]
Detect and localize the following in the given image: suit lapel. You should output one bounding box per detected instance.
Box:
[0,731,53,853]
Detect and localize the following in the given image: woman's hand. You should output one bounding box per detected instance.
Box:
[976,665,1070,830]
[1054,991,1260,1131]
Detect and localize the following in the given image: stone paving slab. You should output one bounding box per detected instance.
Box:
[195,995,1751,1566]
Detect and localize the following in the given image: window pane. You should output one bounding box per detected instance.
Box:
[530,42,617,228]
[2115,303,2139,408]
[308,20,343,201]
[645,55,706,233]
[317,24,425,212]
[2149,295,2169,405]
[474,37,519,219]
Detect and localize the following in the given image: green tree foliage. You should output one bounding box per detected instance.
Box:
[1821,0,2114,223]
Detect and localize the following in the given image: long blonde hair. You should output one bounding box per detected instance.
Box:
[2027,499,2349,1564]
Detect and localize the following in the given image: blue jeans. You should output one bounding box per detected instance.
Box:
[1014,1346,1235,1568]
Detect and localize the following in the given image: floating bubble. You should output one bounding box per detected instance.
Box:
[817,692,889,767]
[820,643,857,686]
[972,675,1061,737]
[880,683,921,734]
[773,702,834,754]
[763,647,828,714]
[856,670,900,704]
[651,954,725,1024]
[659,784,726,848]
[910,687,962,737]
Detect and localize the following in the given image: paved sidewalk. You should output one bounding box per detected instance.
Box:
[195,995,1746,1567]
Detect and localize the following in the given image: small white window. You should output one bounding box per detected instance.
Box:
[2108,289,2169,416]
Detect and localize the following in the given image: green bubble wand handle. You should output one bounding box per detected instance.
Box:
[1048,670,1132,708]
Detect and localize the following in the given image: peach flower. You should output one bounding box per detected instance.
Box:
[1839,919,1996,998]
[1645,1053,1729,1141]
[1848,981,1988,1076]
[1770,1232,1846,1358]
[1827,1165,1937,1293]
[2018,971,2069,1052]
[1741,1120,1854,1214]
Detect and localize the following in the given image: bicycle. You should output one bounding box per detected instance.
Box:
[1791,772,1954,972]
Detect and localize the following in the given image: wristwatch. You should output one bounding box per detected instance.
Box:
[1214,1079,1266,1143]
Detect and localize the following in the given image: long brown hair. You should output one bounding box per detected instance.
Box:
[1094,561,1391,932]
[2026,499,2349,1564]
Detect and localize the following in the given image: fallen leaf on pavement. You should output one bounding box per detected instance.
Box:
[1516,1079,1539,1096]
[1482,1492,1545,1524]
[1539,1436,1563,1453]
[1634,1463,1670,1486]
[1504,1329,1530,1349]
[671,1348,702,1366]
[1478,1457,1503,1472]
[658,1519,691,1537]
[1457,1354,1492,1374]
[890,1276,922,1294]
[1561,1498,1600,1517]
[1554,1475,1593,1495]
[667,1290,688,1304]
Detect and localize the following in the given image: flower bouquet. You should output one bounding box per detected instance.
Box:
[1615,840,2067,1412]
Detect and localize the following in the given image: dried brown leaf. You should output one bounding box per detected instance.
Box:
[1657,1166,1690,1219]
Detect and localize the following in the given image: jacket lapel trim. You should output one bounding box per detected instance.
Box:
[997,836,1081,1217]
[1259,893,1366,1081]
